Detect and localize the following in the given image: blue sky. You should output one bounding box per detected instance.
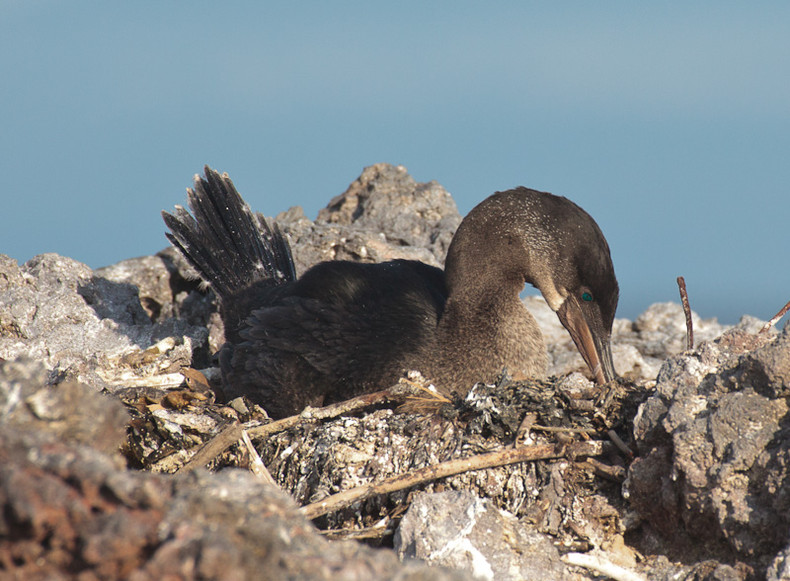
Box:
[2,2,788,323]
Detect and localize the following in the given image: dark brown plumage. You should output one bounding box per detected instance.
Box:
[163,167,618,419]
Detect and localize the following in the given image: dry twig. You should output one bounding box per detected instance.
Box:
[562,551,646,581]
[607,429,634,460]
[300,440,610,520]
[246,383,412,440]
[241,429,278,486]
[760,298,790,334]
[178,421,244,473]
[512,412,537,447]
[396,372,451,413]
[677,276,694,350]
[321,519,394,541]
[582,457,626,482]
[178,383,413,473]
[532,424,598,436]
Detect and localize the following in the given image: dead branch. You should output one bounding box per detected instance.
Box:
[677,276,694,350]
[246,383,413,440]
[178,421,244,473]
[396,372,451,414]
[513,412,537,447]
[300,440,610,520]
[178,383,413,473]
[607,429,634,460]
[760,298,790,334]
[321,519,394,541]
[562,551,646,581]
[532,424,598,436]
[582,457,626,482]
[241,429,278,486]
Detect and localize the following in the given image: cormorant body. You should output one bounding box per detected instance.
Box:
[163,167,618,418]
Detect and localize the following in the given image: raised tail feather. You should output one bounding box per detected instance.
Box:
[162,166,295,299]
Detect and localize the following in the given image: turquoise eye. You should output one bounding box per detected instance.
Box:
[581,292,593,302]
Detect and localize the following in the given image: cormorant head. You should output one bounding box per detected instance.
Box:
[452,187,619,384]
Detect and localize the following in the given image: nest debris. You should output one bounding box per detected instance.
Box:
[121,368,648,549]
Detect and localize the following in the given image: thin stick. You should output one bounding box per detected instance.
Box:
[562,552,646,581]
[512,412,537,447]
[582,457,626,482]
[178,421,243,473]
[241,429,278,486]
[321,520,393,541]
[607,429,633,460]
[532,424,598,436]
[178,384,412,473]
[677,276,694,350]
[760,298,790,334]
[246,384,411,440]
[300,440,610,520]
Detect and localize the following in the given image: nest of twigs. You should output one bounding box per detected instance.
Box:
[121,369,647,547]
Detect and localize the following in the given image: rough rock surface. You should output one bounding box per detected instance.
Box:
[0,252,210,393]
[0,162,788,580]
[625,326,789,571]
[0,358,470,581]
[0,358,129,456]
[315,163,461,263]
[395,490,573,580]
[264,163,461,280]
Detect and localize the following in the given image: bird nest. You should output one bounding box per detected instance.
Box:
[121,369,647,548]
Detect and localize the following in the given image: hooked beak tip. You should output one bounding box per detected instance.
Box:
[556,299,616,385]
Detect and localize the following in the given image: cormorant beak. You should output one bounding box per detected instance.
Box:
[556,297,617,385]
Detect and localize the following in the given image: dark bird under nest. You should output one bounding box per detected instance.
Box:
[163,166,619,419]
